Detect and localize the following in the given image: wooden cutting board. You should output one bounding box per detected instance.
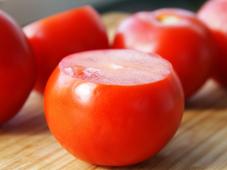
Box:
[1,13,227,170]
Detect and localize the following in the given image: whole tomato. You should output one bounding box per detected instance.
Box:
[0,10,35,124]
[44,49,184,166]
[198,0,227,88]
[24,6,109,93]
[113,8,214,98]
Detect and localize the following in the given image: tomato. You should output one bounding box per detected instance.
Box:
[198,0,227,88]
[24,6,109,93]
[0,10,35,124]
[113,8,214,98]
[44,49,184,166]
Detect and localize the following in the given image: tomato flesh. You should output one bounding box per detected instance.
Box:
[60,50,170,85]
[45,49,184,166]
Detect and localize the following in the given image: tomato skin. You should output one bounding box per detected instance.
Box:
[113,9,214,98]
[0,11,35,124]
[24,6,109,93]
[44,50,184,166]
[198,0,227,87]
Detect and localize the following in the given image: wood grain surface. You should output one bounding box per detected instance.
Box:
[1,13,227,170]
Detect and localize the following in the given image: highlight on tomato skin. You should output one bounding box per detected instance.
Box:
[112,8,214,98]
[44,49,184,166]
[0,10,35,124]
[198,0,227,88]
[24,5,109,93]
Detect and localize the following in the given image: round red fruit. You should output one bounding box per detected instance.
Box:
[198,0,227,88]
[0,10,35,124]
[44,49,184,166]
[24,6,109,93]
[113,8,214,98]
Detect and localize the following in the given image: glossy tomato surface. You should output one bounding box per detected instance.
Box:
[198,0,227,87]
[24,6,109,93]
[113,8,214,98]
[45,49,184,166]
[0,11,35,124]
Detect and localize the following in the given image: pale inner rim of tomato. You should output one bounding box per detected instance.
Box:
[60,50,171,85]
[156,14,181,25]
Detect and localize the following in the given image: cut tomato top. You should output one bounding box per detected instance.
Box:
[59,50,172,86]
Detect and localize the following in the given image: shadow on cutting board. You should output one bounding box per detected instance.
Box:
[186,80,227,110]
[0,91,48,135]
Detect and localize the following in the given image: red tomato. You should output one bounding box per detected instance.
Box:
[24,6,109,93]
[0,11,35,124]
[44,49,184,166]
[113,8,214,98]
[198,0,227,88]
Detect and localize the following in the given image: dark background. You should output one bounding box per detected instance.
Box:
[0,0,206,25]
[97,0,205,13]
